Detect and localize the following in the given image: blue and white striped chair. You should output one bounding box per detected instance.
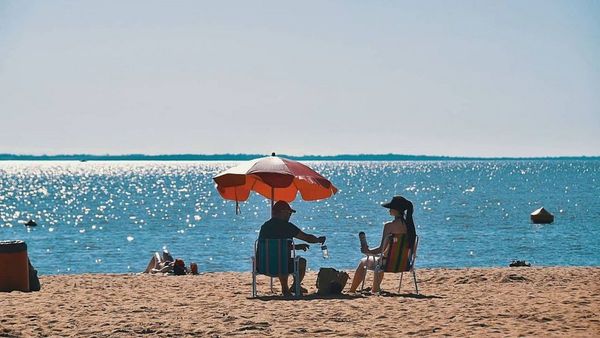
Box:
[251,238,300,298]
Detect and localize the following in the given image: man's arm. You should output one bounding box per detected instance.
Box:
[294,243,310,251]
[295,230,326,244]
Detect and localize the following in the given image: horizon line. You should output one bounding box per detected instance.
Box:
[1,153,599,161]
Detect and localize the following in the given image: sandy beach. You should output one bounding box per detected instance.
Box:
[1,267,599,337]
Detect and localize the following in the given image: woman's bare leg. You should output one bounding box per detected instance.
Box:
[143,255,159,273]
[349,261,367,292]
[372,271,385,293]
[162,251,173,262]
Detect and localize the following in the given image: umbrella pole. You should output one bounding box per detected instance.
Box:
[235,189,240,215]
[271,187,275,217]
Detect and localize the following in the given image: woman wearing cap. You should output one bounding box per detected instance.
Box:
[348,195,417,293]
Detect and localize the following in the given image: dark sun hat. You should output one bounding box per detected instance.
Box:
[273,200,296,213]
[382,196,410,211]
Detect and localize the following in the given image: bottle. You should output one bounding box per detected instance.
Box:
[359,232,368,253]
[321,244,329,259]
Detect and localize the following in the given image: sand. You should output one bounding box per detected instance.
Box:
[1,267,599,337]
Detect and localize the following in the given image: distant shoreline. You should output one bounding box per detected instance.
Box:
[1,153,599,161]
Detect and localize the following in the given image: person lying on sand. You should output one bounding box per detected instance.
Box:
[348,195,417,293]
[143,250,175,274]
[143,250,199,275]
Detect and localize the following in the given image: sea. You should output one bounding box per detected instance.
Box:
[0,160,598,275]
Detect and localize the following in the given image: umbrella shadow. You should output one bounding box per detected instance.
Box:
[250,291,442,301]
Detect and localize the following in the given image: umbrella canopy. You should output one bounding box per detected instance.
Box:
[213,154,338,204]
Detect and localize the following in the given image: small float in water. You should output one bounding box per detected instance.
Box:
[24,219,37,227]
[530,207,554,224]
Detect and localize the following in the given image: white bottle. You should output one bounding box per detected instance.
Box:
[321,244,329,259]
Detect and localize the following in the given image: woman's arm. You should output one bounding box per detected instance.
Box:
[364,223,390,255]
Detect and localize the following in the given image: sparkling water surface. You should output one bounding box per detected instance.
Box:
[1,160,598,274]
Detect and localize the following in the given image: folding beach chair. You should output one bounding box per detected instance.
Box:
[251,238,301,298]
[361,234,419,294]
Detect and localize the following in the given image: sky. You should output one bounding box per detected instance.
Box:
[0,1,599,157]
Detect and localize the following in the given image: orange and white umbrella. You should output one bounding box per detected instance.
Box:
[213,153,338,212]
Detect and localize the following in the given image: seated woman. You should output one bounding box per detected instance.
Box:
[348,195,416,293]
[143,250,175,274]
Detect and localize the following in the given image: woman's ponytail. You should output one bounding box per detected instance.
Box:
[404,200,416,247]
[387,195,417,247]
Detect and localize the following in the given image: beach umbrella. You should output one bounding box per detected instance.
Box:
[213,153,338,213]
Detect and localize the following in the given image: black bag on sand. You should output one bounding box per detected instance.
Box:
[316,268,349,295]
[28,259,41,292]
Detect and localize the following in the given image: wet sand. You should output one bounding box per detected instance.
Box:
[1,267,599,337]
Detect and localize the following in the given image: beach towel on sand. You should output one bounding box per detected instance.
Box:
[316,268,348,295]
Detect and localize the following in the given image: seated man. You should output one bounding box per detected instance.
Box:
[258,201,326,295]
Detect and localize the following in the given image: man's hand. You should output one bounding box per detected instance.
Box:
[295,244,310,251]
[317,236,326,244]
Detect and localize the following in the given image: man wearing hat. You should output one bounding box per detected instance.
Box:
[258,200,327,295]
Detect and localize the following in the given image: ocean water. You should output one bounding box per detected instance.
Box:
[0,160,598,275]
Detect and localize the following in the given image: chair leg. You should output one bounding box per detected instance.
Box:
[251,257,257,298]
[412,269,419,295]
[294,258,300,298]
[270,277,274,293]
[398,272,404,293]
[294,272,300,298]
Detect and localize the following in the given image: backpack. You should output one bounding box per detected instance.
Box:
[316,268,349,295]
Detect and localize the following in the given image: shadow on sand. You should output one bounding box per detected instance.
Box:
[376,291,443,299]
[250,291,442,301]
[251,293,364,301]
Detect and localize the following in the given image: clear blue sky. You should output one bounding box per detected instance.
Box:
[1,1,598,157]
